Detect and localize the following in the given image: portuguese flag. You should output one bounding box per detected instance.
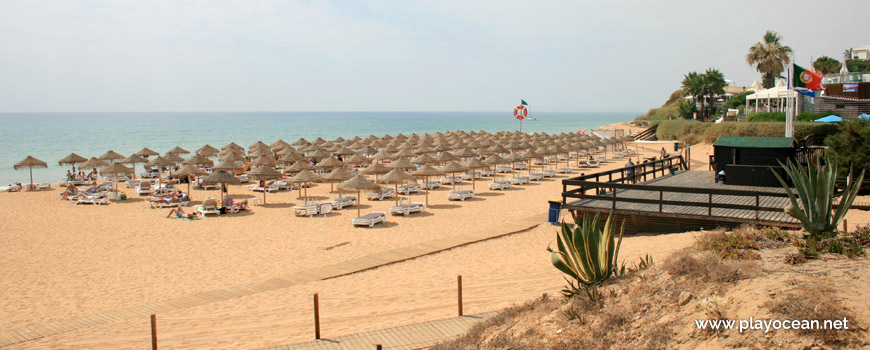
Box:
[794,64,822,90]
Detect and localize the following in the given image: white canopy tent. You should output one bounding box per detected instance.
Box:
[745,80,796,113]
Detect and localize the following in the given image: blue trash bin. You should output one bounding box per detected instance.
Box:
[548,200,562,224]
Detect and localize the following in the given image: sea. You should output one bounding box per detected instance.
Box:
[0,111,637,184]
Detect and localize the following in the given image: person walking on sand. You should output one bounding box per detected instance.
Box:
[624,159,636,184]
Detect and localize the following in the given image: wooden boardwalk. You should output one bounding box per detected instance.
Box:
[263,313,495,350]
[0,214,547,348]
[563,170,802,233]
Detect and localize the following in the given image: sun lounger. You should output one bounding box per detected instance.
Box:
[250,181,281,193]
[447,189,475,201]
[398,183,422,195]
[223,198,249,213]
[330,196,358,210]
[149,198,189,209]
[439,176,461,185]
[542,170,557,177]
[488,181,512,190]
[555,167,572,174]
[276,181,296,190]
[509,176,529,185]
[294,204,321,216]
[595,156,606,163]
[389,200,426,216]
[478,169,494,177]
[421,181,441,190]
[366,188,396,201]
[460,173,481,181]
[512,163,528,170]
[37,183,51,190]
[73,195,109,205]
[236,174,249,183]
[528,173,544,181]
[136,181,153,196]
[581,160,600,168]
[496,166,512,173]
[196,198,221,216]
[352,211,387,227]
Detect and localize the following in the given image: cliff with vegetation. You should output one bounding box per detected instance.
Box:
[634,90,685,121]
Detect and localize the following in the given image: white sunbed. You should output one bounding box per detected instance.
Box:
[149,199,189,209]
[512,163,528,170]
[581,160,600,168]
[421,181,441,190]
[276,181,296,190]
[389,200,426,216]
[595,156,606,163]
[447,189,475,201]
[460,173,481,181]
[496,166,512,173]
[73,195,110,205]
[528,173,544,181]
[136,181,154,196]
[250,182,281,193]
[509,176,530,185]
[366,188,396,201]
[555,167,572,174]
[330,196,358,210]
[294,203,321,216]
[488,181,512,190]
[542,170,557,177]
[478,169,494,177]
[352,211,387,228]
[196,198,221,217]
[37,183,52,190]
[439,176,461,185]
[398,183,422,195]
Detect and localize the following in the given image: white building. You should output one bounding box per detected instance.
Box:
[852,45,870,60]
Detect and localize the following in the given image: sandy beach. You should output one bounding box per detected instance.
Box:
[2,133,869,349]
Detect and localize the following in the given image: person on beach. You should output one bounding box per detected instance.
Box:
[66,170,73,180]
[660,147,667,159]
[624,159,636,183]
[167,208,199,219]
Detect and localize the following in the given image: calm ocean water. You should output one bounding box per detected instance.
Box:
[0,111,636,184]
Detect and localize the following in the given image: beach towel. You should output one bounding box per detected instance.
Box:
[169,216,201,221]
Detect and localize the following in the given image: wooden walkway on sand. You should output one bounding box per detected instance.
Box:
[263,313,495,350]
[562,170,803,233]
[0,214,547,348]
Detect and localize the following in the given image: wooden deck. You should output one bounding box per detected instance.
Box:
[263,313,495,350]
[562,170,802,233]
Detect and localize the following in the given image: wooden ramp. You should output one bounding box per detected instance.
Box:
[562,170,803,233]
[263,313,495,350]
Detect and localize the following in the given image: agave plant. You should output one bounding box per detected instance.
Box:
[548,212,623,299]
[772,156,864,238]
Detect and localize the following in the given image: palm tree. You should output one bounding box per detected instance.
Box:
[746,30,793,88]
[681,71,703,119]
[701,68,727,121]
[813,56,842,74]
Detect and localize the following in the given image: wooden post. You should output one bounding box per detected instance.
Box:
[708,193,712,216]
[755,196,760,220]
[457,275,463,316]
[659,191,663,212]
[376,345,383,350]
[150,314,157,350]
[844,219,848,232]
[611,187,616,210]
[313,293,321,340]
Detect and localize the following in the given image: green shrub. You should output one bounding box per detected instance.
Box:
[825,118,870,177]
[746,111,786,122]
[549,213,624,300]
[655,120,839,144]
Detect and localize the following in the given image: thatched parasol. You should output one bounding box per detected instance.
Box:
[184,154,211,166]
[173,163,208,196]
[338,175,380,217]
[197,144,220,156]
[99,150,126,164]
[202,170,241,202]
[388,159,415,170]
[14,156,48,189]
[438,161,469,192]
[100,162,132,192]
[483,154,508,183]
[79,157,110,172]
[462,158,486,190]
[410,165,444,206]
[316,157,344,169]
[322,167,355,200]
[289,170,322,203]
[361,161,391,181]
[58,153,87,171]
[248,166,283,204]
[135,148,159,158]
[121,154,147,180]
[146,156,177,184]
[167,146,190,155]
[410,154,438,165]
[378,168,414,205]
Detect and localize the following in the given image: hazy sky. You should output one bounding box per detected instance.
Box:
[0,0,867,113]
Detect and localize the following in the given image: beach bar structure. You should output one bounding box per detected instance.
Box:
[561,156,803,234]
[712,136,794,187]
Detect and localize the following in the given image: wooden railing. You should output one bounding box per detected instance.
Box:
[561,156,796,221]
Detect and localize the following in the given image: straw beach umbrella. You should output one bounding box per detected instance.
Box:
[99,150,126,164]
[377,168,414,205]
[166,146,190,155]
[339,175,380,217]
[100,163,132,192]
[289,170,322,204]
[79,157,110,178]
[58,153,87,173]
[13,156,47,189]
[361,161,391,181]
[173,163,208,197]
[202,170,241,202]
[248,166,283,204]
[322,167,355,201]
[462,158,486,190]
[145,156,176,184]
[438,161,469,192]
[410,165,444,206]
[135,148,159,158]
[121,154,147,180]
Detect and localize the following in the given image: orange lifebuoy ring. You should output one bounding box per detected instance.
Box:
[513,105,527,120]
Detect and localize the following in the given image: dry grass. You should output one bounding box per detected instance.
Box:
[764,282,860,346]
[664,249,759,285]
